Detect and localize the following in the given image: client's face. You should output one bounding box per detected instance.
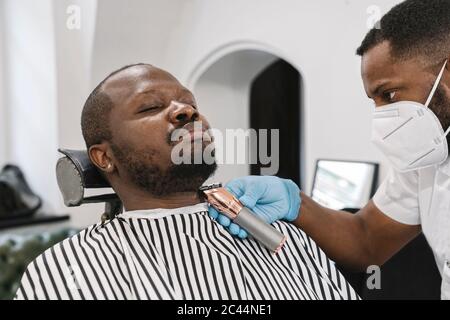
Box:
[104,65,217,196]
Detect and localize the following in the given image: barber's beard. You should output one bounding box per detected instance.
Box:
[428,85,450,150]
[110,142,217,197]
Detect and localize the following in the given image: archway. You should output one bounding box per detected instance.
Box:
[190,45,304,187]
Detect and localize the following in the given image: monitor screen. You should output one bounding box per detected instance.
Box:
[311,159,378,210]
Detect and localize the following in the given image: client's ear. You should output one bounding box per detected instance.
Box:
[89,143,115,174]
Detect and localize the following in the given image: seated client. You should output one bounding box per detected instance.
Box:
[15,64,359,300]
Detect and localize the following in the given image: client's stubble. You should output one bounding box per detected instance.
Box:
[110,134,217,197]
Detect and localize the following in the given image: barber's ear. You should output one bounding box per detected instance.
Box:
[88,143,115,174]
[443,56,450,90]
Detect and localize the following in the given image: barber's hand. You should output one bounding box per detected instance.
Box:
[208,176,301,239]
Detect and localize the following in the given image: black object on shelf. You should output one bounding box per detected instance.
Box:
[0,164,42,220]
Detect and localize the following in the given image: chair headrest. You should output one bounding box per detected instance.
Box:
[56,149,112,206]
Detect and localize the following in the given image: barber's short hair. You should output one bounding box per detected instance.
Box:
[356,0,450,63]
[81,63,150,148]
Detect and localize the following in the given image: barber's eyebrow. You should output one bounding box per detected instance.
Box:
[368,80,390,99]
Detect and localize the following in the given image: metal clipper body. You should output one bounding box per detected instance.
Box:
[200,184,287,254]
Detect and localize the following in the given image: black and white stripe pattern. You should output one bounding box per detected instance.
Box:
[15,203,359,300]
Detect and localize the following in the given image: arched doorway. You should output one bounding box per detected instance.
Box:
[190,47,303,187]
[249,59,302,186]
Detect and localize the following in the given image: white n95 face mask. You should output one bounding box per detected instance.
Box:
[371,60,450,172]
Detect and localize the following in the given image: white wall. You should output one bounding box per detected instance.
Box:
[2,0,59,213]
[53,0,97,149]
[167,0,401,192]
[0,1,6,165]
[91,0,184,84]
[52,0,101,227]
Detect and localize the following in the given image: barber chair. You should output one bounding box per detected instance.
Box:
[56,149,122,222]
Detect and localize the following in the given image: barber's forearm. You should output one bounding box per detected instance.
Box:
[293,193,372,271]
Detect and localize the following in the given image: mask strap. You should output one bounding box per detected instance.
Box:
[445,126,450,136]
[425,60,448,108]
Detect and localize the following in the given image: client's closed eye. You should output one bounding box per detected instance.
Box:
[137,104,163,113]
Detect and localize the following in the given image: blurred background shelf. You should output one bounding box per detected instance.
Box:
[0,212,70,231]
[0,214,76,300]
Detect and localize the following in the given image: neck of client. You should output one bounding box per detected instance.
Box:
[116,183,203,211]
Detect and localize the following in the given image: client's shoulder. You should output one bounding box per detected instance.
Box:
[14,222,103,300]
[24,219,117,269]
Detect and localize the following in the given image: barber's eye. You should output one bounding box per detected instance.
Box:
[382,91,397,103]
[389,92,396,100]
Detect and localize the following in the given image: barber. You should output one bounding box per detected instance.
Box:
[209,0,450,299]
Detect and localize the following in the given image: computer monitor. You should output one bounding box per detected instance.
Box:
[311,159,379,210]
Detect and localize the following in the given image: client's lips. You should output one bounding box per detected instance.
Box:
[183,130,210,141]
[181,130,212,143]
[172,122,212,144]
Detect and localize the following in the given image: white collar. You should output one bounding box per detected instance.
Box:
[437,156,450,177]
[119,202,209,220]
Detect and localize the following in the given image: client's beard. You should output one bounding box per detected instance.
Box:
[428,85,450,150]
[110,142,217,197]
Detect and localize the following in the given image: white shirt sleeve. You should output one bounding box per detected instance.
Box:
[372,168,421,225]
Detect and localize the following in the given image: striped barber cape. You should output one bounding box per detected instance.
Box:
[15,203,360,300]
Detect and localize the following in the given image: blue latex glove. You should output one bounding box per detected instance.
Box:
[208,176,301,239]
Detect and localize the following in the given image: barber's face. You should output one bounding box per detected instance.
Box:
[104,65,216,195]
[361,41,450,131]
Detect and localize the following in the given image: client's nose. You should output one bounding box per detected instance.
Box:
[169,101,199,125]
